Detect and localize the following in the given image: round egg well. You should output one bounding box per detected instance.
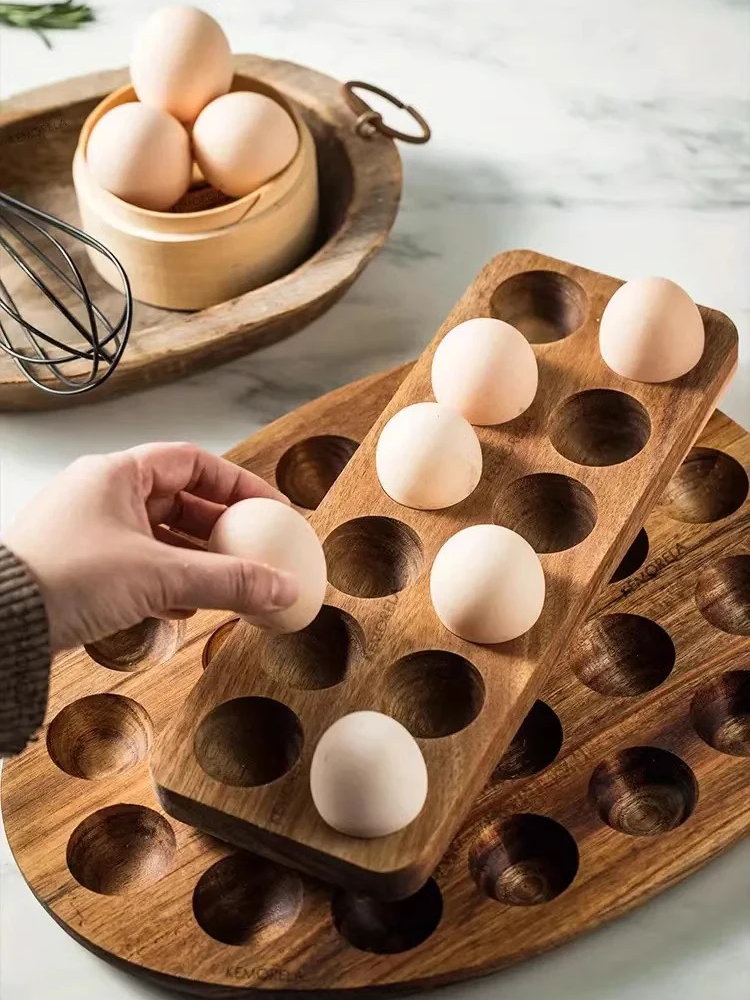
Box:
[690,671,750,757]
[324,516,424,598]
[193,696,303,787]
[264,606,365,689]
[659,447,748,524]
[490,270,587,344]
[193,853,304,947]
[67,804,177,895]
[332,878,443,953]
[202,618,240,669]
[381,650,485,739]
[569,613,675,697]
[548,388,651,467]
[493,472,597,554]
[491,700,563,780]
[276,435,359,510]
[609,528,649,583]
[469,813,579,905]
[588,747,698,836]
[695,555,750,636]
[47,694,153,780]
[85,617,184,672]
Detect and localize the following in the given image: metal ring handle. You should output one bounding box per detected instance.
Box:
[342,81,431,144]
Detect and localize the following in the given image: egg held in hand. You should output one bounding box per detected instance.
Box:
[375,402,483,510]
[310,711,428,838]
[431,317,539,425]
[430,524,545,644]
[192,91,300,199]
[130,5,233,124]
[85,102,192,211]
[599,276,705,383]
[208,497,327,633]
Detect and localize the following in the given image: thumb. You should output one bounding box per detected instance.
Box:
[158,547,299,617]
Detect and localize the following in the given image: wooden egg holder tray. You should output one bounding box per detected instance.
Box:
[150,250,737,899]
[2,360,750,995]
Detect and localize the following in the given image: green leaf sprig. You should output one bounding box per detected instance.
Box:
[0,2,95,49]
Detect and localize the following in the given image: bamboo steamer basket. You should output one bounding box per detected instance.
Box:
[72,74,319,310]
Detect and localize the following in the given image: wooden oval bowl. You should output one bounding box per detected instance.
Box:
[0,55,402,410]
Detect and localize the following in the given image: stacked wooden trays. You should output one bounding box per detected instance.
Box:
[3,362,749,996]
[150,248,737,900]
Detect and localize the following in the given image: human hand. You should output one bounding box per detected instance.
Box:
[1,442,298,653]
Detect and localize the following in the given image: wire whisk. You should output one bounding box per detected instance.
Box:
[0,191,132,396]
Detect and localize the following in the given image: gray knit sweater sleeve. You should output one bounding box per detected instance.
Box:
[0,544,50,757]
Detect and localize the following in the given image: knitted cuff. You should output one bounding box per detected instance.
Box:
[0,544,51,757]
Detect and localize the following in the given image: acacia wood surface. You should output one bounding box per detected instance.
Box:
[151,249,738,899]
[0,56,402,409]
[2,361,749,994]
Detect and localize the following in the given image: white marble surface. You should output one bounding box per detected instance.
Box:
[1,1,749,997]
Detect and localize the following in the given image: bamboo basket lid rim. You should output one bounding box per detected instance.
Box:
[75,76,311,227]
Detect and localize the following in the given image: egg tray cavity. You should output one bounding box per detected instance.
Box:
[2,364,749,993]
[149,249,737,899]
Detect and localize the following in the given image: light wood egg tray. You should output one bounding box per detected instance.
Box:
[2,365,749,995]
[0,55,401,409]
[151,249,738,899]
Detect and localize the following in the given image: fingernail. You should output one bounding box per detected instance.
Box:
[267,570,299,610]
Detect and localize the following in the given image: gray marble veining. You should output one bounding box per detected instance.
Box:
[1,1,749,997]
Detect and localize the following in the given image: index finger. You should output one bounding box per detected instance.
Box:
[127,442,289,506]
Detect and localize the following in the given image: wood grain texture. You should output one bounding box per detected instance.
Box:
[0,55,402,409]
[151,249,738,899]
[2,364,749,995]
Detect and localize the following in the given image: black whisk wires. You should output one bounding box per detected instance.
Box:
[0,191,132,396]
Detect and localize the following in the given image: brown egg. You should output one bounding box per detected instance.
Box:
[192,91,300,199]
[85,102,192,211]
[130,5,233,125]
[599,276,705,383]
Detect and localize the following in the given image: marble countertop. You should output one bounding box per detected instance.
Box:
[1,1,749,997]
